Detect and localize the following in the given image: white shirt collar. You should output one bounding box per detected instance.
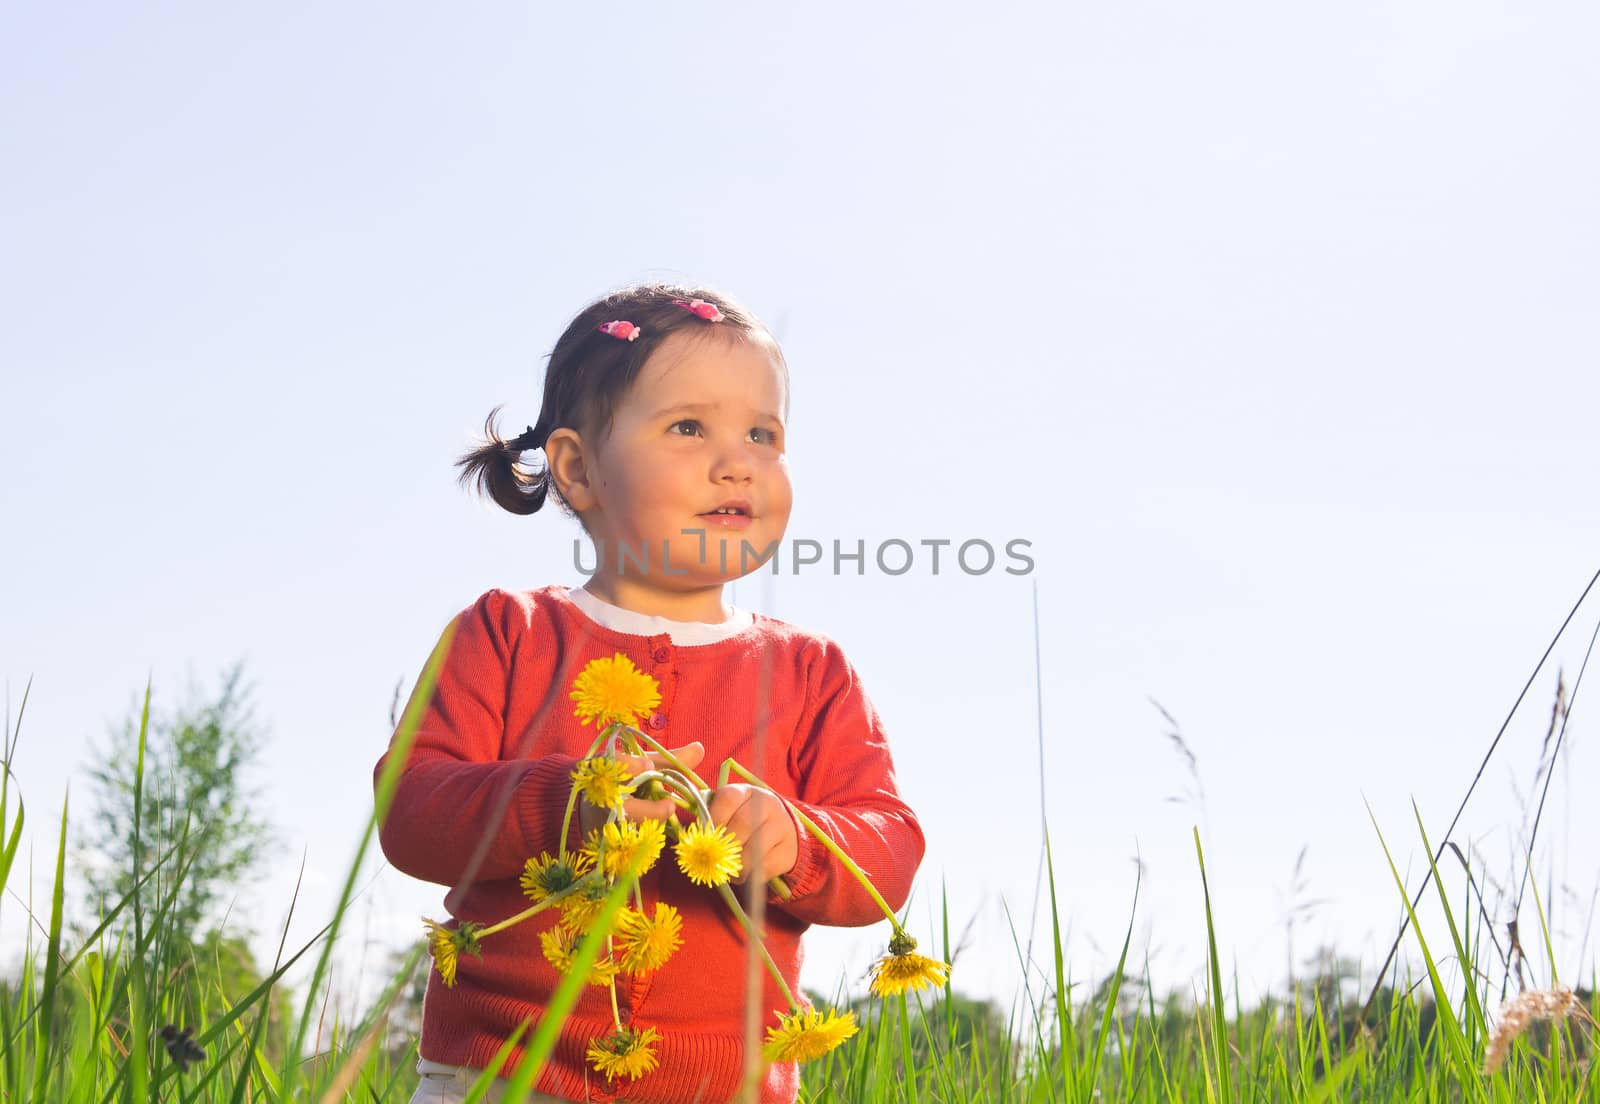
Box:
[564,585,754,646]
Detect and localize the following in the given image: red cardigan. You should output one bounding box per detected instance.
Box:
[375,586,925,1103]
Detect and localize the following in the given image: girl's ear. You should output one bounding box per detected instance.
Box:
[544,428,598,512]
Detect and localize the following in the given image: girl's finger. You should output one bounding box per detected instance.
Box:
[728,817,773,882]
[624,795,676,821]
[745,823,787,880]
[721,798,760,844]
[641,741,703,771]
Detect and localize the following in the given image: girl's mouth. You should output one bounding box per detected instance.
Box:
[699,505,753,530]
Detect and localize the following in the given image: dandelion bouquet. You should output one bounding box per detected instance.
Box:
[419,653,949,1085]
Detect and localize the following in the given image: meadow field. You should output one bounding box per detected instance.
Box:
[3,660,1596,1104]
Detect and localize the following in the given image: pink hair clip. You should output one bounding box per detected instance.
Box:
[672,298,725,322]
[596,320,641,341]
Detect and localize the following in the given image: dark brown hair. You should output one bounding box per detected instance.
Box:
[457,283,782,517]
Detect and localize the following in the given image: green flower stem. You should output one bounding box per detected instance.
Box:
[631,742,793,901]
[630,769,694,813]
[715,883,797,1011]
[559,727,622,860]
[675,777,715,824]
[607,943,622,1029]
[723,759,897,926]
[580,725,623,764]
[558,785,582,863]
[477,873,598,939]
[629,729,711,791]
[677,771,793,902]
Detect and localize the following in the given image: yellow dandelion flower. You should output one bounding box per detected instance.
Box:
[610,905,643,936]
[424,920,458,986]
[539,926,619,986]
[519,851,594,902]
[558,880,612,933]
[616,901,684,974]
[586,1025,661,1080]
[586,818,667,879]
[572,756,637,811]
[868,947,951,997]
[762,1007,859,1063]
[570,653,661,729]
[674,821,743,887]
[421,919,482,989]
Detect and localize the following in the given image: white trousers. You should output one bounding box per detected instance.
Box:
[408,1058,570,1104]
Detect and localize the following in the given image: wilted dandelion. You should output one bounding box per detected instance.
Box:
[1484,987,1586,1074]
[762,1006,859,1062]
[674,821,743,886]
[570,653,661,728]
[558,879,612,933]
[422,919,483,988]
[586,1024,662,1080]
[519,850,593,902]
[868,928,950,997]
[539,926,620,986]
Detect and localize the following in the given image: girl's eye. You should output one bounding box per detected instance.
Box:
[748,427,778,446]
[668,420,703,437]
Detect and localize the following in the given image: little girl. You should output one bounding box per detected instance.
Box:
[375,284,925,1104]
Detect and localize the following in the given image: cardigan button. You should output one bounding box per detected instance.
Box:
[648,712,666,730]
[652,646,670,662]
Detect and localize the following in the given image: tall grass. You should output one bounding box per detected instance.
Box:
[0,658,442,1104]
[3,664,1597,1100]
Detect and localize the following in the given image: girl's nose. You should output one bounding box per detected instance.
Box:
[710,442,754,482]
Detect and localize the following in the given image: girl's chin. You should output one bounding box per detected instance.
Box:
[584,531,785,579]
[670,533,781,573]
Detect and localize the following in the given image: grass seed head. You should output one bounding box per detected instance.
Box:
[1484,987,1586,1075]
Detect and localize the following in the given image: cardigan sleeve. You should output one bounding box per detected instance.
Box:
[374,590,581,887]
[769,639,925,928]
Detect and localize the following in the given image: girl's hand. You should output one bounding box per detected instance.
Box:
[708,784,799,885]
[579,741,705,835]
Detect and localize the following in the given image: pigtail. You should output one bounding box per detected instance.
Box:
[455,406,553,516]
[455,281,781,520]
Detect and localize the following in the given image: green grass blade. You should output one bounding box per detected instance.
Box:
[0,680,31,895]
[1194,828,1233,1104]
[29,794,70,1100]
[1085,864,1139,1101]
[287,617,456,1086]
[897,995,917,1101]
[1302,1029,1367,1104]
[150,920,331,1094]
[312,942,428,1104]
[502,869,638,1102]
[1522,861,1562,986]
[1410,801,1488,1043]
[1043,832,1072,1099]
[460,1019,532,1104]
[0,760,23,894]
[1367,800,1482,1100]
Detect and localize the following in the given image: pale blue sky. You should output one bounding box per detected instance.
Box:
[3,2,1598,1013]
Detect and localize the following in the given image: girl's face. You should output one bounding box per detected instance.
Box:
[573,330,793,595]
